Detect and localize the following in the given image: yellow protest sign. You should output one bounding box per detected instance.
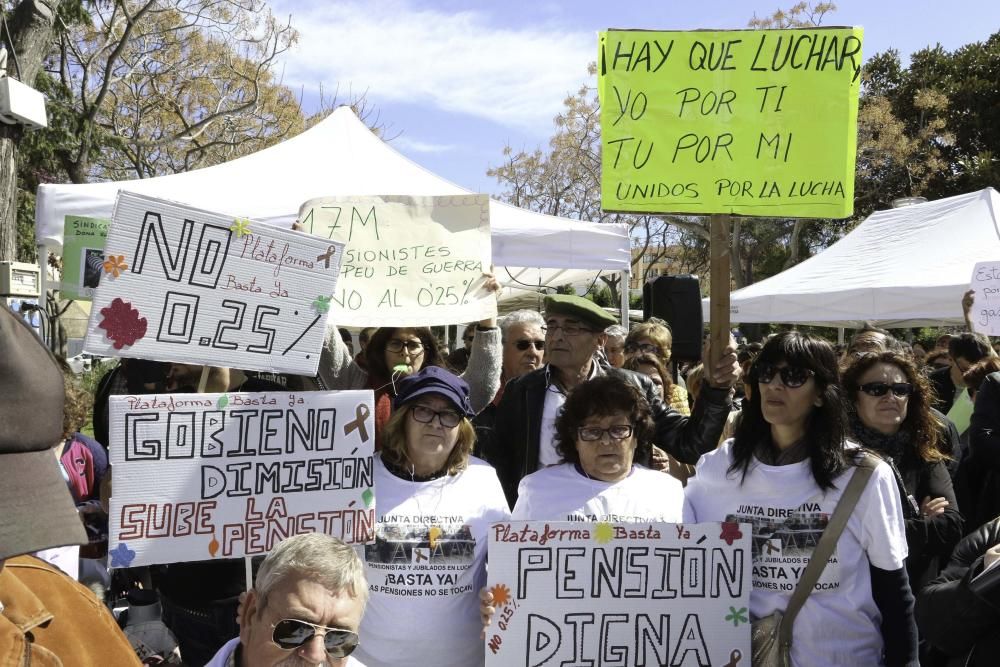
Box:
[599,27,863,218]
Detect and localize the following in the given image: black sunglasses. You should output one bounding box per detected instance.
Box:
[859,382,914,398]
[756,362,815,388]
[271,619,359,657]
[515,340,545,351]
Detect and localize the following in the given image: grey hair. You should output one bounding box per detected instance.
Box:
[254,533,368,614]
[604,324,627,342]
[499,309,545,341]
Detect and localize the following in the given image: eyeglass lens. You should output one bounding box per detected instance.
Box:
[272,619,359,657]
[861,382,913,397]
[515,340,545,351]
[388,339,423,353]
[757,363,812,388]
[578,425,633,441]
[411,405,462,427]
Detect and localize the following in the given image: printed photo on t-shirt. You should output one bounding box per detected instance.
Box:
[727,494,840,594]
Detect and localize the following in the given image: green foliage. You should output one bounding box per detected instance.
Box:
[586,285,613,307]
[555,284,576,295]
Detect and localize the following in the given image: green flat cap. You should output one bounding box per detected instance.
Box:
[543,294,619,330]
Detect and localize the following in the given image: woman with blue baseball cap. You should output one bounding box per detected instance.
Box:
[356,366,509,667]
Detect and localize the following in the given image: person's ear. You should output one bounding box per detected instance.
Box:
[239,590,260,644]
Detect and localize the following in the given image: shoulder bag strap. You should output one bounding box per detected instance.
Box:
[778,453,879,646]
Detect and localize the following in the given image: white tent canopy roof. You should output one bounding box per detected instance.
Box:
[35,107,629,296]
[704,188,1000,328]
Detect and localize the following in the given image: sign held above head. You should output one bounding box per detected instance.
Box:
[83,192,344,376]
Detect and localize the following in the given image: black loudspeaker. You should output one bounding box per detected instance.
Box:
[643,275,703,361]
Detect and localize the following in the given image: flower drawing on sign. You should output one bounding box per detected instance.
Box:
[313,295,331,314]
[725,606,748,627]
[594,522,614,544]
[229,217,251,238]
[109,542,136,568]
[208,533,220,557]
[98,298,148,349]
[489,583,511,608]
[719,521,743,546]
[102,254,128,278]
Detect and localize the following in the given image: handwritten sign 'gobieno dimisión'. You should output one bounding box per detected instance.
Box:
[83,192,343,375]
[485,521,751,666]
[107,390,376,568]
[298,194,496,327]
[599,28,863,218]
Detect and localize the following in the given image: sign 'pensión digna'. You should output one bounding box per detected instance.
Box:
[598,27,863,218]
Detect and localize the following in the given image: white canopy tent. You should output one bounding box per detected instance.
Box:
[703,188,1000,328]
[34,106,630,309]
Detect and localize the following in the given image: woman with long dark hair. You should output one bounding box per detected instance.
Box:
[684,332,917,666]
[842,351,963,590]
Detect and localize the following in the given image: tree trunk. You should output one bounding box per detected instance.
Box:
[0,0,63,261]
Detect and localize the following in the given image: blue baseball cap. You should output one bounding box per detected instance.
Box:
[392,366,475,418]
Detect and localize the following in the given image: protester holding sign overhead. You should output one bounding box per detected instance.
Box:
[684,332,918,666]
[358,367,509,667]
[314,297,502,442]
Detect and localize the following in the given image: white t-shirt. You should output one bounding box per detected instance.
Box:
[512,463,684,523]
[356,456,510,667]
[683,440,907,667]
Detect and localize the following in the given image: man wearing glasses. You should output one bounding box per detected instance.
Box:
[485,294,739,506]
[207,533,368,667]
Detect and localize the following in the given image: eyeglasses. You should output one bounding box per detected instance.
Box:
[386,339,424,354]
[545,322,595,337]
[577,425,634,441]
[271,619,359,657]
[410,404,463,428]
[515,340,545,351]
[625,342,662,356]
[756,362,815,388]
[859,382,914,398]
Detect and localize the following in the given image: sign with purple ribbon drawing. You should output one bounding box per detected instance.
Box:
[297,194,495,327]
[83,191,344,375]
[107,390,376,568]
[485,521,751,666]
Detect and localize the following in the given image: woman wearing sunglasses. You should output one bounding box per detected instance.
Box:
[684,332,918,666]
[843,351,963,592]
[315,320,502,445]
[359,366,509,667]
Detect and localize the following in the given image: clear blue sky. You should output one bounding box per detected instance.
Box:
[269,0,1000,197]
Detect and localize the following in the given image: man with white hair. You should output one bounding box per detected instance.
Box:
[206,533,368,667]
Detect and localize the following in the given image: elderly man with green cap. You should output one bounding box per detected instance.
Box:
[479,294,737,506]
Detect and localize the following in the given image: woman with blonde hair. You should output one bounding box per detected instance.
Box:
[360,367,509,667]
[624,320,689,414]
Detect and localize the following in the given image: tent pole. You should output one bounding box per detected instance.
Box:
[619,270,630,331]
[837,327,845,345]
[37,243,48,346]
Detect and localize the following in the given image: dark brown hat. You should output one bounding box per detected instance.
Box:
[0,303,87,560]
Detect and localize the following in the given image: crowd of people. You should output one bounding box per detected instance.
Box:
[6,281,1000,667]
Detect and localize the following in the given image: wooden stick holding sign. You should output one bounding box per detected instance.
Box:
[709,214,731,371]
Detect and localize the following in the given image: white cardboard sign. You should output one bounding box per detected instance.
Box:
[84,192,344,375]
[970,261,1000,335]
[107,390,375,568]
[297,194,496,327]
[486,521,752,666]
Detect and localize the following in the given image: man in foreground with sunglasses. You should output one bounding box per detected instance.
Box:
[206,533,368,667]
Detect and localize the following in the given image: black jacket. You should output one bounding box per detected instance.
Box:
[930,365,957,414]
[476,363,732,507]
[960,372,1000,531]
[896,454,964,588]
[916,515,1000,666]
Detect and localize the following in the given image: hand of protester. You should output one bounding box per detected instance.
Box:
[479,587,496,639]
[962,289,975,315]
[920,496,949,518]
[650,446,670,473]
[984,544,1000,571]
[478,267,500,330]
[702,336,740,389]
